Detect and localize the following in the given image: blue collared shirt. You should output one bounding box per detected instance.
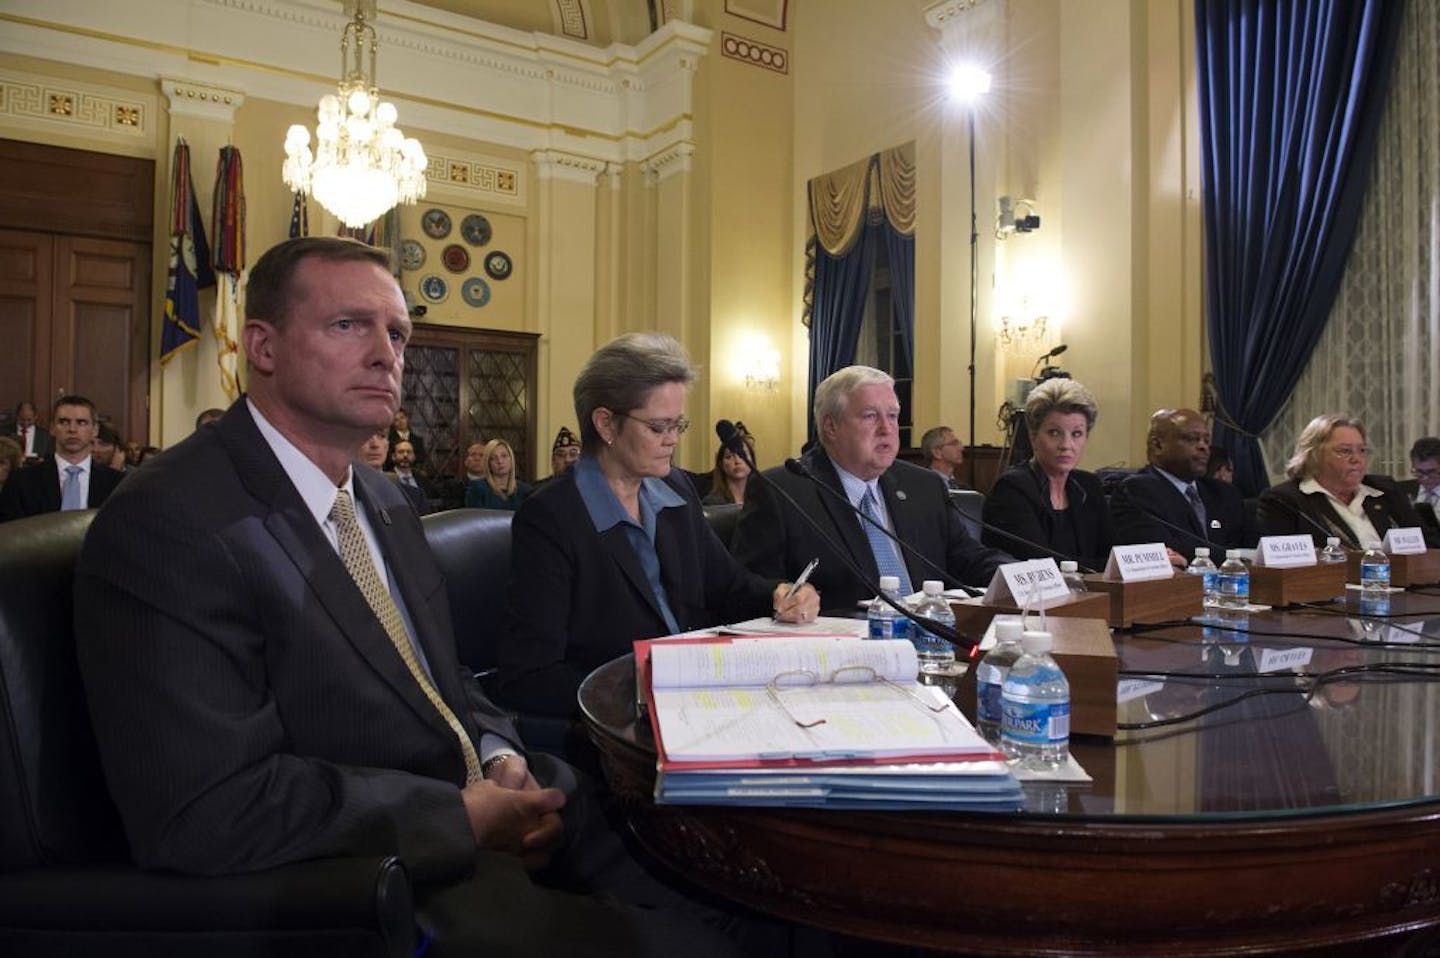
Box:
[834,462,898,534]
[573,456,686,634]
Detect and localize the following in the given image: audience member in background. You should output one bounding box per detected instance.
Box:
[465,438,531,511]
[1109,407,1255,566]
[534,427,582,490]
[12,400,53,463]
[1206,445,1234,483]
[920,425,967,491]
[434,439,486,510]
[702,423,754,505]
[358,430,388,468]
[0,435,21,494]
[124,440,144,468]
[493,333,818,720]
[1256,414,1438,549]
[194,408,225,431]
[93,423,128,472]
[733,365,1010,610]
[0,395,125,522]
[137,445,162,466]
[981,379,1115,572]
[389,438,433,515]
[1406,436,1440,529]
[385,407,427,472]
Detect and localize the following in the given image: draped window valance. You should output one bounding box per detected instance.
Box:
[807,142,915,256]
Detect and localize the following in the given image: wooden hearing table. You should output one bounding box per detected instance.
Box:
[578,592,1440,956]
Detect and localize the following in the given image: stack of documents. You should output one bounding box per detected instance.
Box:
[637,635,1022,810]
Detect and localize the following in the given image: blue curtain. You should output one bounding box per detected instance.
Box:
[884,225,915,385]
[1196,0,1404,497]
[807,225,879,437]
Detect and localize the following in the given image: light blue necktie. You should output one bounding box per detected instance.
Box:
[61,465,84,510]
[859,487,912,595]
[1185,483,1208,536]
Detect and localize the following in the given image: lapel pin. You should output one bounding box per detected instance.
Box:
[896,490,908,501]
[1210,519,1221,528]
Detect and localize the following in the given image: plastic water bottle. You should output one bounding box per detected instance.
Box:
[1059,560,1086,595]
[911,580,961,697]
[1188,547,1220,612]
[1218,549,1250,609]
[975,617,1024,746]
[1320,537,1349,603]
[1000,630,1070,771]
[867,575,912,641]
[1360,548,1390,594]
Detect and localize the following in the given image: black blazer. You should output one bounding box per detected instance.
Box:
[731,447,1011,612]
[1109,465,1256,557]
[14,423,54,460]
[492,466,778,717]
[0,456,124,522]
[981,463,1115,573]
[74,399,519,881]
[1256,475,1440,549]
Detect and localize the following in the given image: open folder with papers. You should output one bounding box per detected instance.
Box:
[637,635,1022,810]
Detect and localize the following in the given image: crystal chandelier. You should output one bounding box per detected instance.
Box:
[282,0,427,228]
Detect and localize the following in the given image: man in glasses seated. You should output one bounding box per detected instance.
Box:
[1404,436,1440,533]
[1110,407,1257,567]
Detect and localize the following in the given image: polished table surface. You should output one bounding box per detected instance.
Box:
[579,590,1440,956]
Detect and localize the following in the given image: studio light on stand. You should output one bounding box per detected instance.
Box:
[282,0,427,229]
[949,61,991,486]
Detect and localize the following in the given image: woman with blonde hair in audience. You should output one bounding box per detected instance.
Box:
[465,437,531,511]
[981,377,1115,572]
[1256,414,1438,549]
[702,423,754,505]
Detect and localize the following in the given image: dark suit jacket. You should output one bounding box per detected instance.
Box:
[731,447,1011,612]
[15,423,54,460]
[492,467,777,717]
[981,462,1115,573]
[385,469,433,515]
[1395,478,1440,539]
[1109,465,1256,557]
[384,428,427,471]
[73,399,520,881]
[1255,475,1440,549]
[0,455,124,522]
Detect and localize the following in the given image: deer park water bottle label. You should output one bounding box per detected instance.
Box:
[1001,699,1070,746]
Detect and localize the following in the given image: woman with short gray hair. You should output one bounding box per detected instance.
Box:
[492,333,819,721]
[981,378,1115,571]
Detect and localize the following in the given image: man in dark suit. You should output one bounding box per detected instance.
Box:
[1109,407,1256,565]
[72,236,736,957]
[1402,436,1440,536]
[384,406,427,472]
[0,395,124,522]
[732,366,1011,611]
[387,438,433,515]
[12,400,54,463]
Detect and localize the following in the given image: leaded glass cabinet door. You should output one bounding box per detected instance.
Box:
[402,324,538,484]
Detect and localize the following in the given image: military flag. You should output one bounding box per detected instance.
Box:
[159,139,215,363]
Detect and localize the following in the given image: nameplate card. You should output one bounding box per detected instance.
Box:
[1116,678,1165,703]
[1254,534,1316,568]
[984,558,1069,608]
[1258,646,1313,673]
[1104,544,1173,582]
[1384,527,1427,555]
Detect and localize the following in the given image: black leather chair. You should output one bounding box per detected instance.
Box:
[701,501,742,551]
[420,507,572,757]
[948,489,985,540]
[0,510,415,957]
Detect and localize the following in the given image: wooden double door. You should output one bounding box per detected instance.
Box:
[0,139,153,443]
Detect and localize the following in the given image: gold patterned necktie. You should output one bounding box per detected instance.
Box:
[329,489,482,785]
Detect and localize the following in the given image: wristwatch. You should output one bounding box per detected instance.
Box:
[480,753,513,776]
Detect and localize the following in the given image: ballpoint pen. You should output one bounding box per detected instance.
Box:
[774,557,820,620]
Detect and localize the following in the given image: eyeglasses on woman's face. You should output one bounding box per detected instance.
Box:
[613,411,690,437]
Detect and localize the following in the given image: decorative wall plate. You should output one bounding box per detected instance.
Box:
[399,239,426,271]
[460,276,492,308]
[441,244,470,273]
[483,250,512,280]
[460,213,492,246]
[421,208,451,239]
[419,274,449,303]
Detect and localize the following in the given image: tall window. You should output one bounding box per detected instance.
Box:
[852,239,913,447]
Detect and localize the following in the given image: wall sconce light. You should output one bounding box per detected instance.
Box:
[996,196,1040,240]
[741,342,781,391]
[997,312,1049,352]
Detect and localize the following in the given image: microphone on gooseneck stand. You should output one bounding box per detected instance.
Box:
[940,496,1099,575]
[1257,493,1356,548]
[714,422,976,652]
[1123,501,1218,555]
[782,457,982,598]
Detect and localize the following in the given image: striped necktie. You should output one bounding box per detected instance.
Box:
[859,487,912,595]
[60,465,85,510]
[329,489,482,784]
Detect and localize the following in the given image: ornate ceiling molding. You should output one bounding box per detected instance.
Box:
[0,66,157,151]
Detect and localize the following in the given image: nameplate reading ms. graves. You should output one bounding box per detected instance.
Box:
[984,558,1069,607]
[1255,534,1317,568]
[1384,527,1427,556]
[1104,544,1173,582]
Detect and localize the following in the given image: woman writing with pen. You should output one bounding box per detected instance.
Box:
[492,333,820,722]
